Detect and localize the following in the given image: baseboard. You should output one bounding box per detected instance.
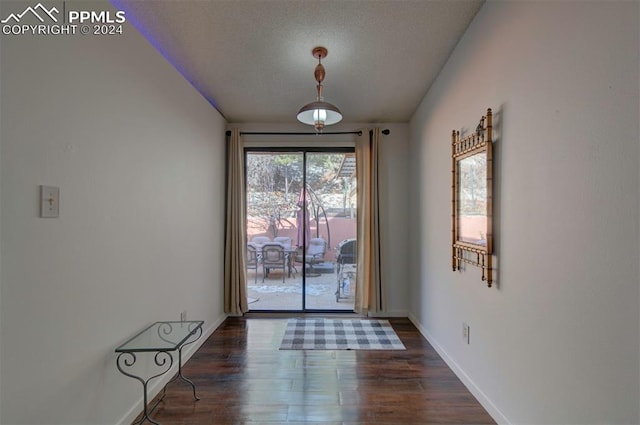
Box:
[116,313,228,425]
[407,313,511,425]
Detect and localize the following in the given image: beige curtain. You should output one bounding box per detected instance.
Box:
[224,129,248,315]
[354,128,384,315]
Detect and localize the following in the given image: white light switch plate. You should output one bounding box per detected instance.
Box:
[40,185,59,218]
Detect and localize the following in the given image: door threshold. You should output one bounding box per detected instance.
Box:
[244,311,363,319]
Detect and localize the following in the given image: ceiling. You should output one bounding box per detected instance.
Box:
[115,0,484,124]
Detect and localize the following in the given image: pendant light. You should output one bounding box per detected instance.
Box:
[297,47,342,132]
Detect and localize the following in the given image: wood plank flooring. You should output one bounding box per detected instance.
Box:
[146,317,496,424]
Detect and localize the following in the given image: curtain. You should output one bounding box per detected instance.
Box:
[224,129,248,315]
[354,128,384,315]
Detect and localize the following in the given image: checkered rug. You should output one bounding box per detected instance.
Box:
[279,318,406,350]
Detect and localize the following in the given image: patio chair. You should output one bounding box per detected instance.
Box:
[294,237,326,276]
[335,238,356,301]
[274,237,295,277]
[246,243,259,284]
[336,238,356,275]
[250,236,271,248]
[273,236,292,249]
[261,243,287,283]
[250,236,271,263]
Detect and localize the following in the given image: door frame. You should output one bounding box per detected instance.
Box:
[244,146,356,312]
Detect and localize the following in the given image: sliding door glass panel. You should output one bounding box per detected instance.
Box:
[246,152,303,311]
[245,150,356,311]
[304,153,356,311]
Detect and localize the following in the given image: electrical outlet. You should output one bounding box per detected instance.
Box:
[180,310,187,321]
[463,322,470,344]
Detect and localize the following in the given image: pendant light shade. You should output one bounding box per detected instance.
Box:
[297,47,342,132]
[297,101,342,128]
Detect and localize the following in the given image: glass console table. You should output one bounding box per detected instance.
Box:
[115,321,204,425]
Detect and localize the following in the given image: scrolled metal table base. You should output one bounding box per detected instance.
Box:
[161,326,202,402]
[116,351,174,425]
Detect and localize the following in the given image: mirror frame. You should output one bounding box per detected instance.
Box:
[451,108,494,287]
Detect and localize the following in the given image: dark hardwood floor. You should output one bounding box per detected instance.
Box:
[146,317,496,424]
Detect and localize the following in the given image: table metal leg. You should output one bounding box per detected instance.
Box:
[116,351,174,425]
[165,326,202,401]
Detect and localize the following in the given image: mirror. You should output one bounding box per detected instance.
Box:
[458,151,488,246]
[452,108,494,286]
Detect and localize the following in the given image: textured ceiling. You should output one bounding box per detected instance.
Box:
[115,0,484,124]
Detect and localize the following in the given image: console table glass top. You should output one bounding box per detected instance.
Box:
[116,321,204,352]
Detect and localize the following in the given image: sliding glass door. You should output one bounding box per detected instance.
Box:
[245,149,356,311]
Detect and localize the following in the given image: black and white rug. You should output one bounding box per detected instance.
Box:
[279,318,406,350]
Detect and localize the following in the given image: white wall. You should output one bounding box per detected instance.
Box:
[377,124,410,316]
[0,2,227,424]
[0,34,3,418]
[232,121,410,315]
[408,1,639,424]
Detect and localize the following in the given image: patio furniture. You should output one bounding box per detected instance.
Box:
[273,236,292,249]
[250,236,271,263]
[251,236,271,248]
[274,237,295,277]
[261,243,287,283]
[294,237,326,277]
[335,238,356,302]
[247,243,259,284]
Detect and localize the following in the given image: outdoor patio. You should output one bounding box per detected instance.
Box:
[246,263,355,311]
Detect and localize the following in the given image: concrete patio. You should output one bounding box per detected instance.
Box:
[246,264,355,311]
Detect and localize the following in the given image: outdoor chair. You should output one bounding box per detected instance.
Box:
[260,243,287,283]
[273,236,292,249]
[335,238,356,301]
[273,237,294,277]
[336,238,356,275]
[250,236,271,248]
[294,237,326,276]
[246,243,259,284]
[250,236,271,262]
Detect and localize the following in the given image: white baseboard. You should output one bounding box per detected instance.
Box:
[407,313,511,425]
[117,313,228,425]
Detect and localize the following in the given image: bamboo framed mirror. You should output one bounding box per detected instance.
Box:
[452,108,494,287]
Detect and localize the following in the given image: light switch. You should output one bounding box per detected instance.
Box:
[40,185,59,218]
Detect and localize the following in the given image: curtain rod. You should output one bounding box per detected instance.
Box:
[225,129,390,137]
